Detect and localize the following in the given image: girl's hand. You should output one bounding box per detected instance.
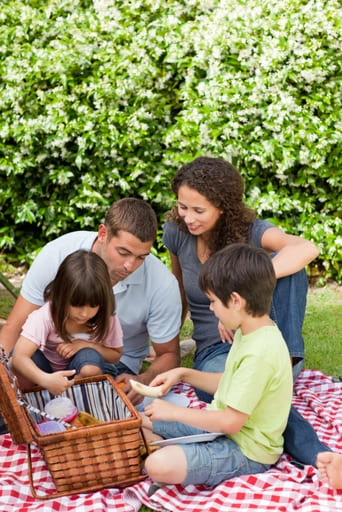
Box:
[42,370,76,395]
[218,321,234,344]
[57,340,86,359]
[144,399,179,422]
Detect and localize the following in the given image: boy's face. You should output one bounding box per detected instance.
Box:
[207,291,240,331]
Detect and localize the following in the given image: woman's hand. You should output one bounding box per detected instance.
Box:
[218,321,234,344]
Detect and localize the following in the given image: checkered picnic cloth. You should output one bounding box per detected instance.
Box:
[0,369,341,511]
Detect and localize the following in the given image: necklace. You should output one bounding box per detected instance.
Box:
[196,238,211,264]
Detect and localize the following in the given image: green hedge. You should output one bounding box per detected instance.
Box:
[1,0,341,283]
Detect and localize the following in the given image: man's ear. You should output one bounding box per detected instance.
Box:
[97,224,107,243]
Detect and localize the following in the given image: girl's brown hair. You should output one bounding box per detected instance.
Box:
[169,156,256,255]
[44,250,115,343]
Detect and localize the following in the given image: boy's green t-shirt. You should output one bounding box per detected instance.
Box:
[208,324,293,464]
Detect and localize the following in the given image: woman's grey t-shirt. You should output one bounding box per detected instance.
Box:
[162,219,274,355]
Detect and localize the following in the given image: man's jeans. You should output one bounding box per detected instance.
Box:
[193,269,331,467]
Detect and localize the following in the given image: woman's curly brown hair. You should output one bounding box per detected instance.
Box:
[168,157,256,255]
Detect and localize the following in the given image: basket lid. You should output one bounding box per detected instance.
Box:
[0,358,34,444]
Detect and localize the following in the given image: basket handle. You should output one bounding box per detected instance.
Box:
[139,426,151,457]
[27,444,57,500]
[0,345,75,430]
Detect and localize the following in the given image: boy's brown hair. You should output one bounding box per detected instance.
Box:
[199,243,276,316]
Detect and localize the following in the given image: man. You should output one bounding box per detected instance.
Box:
[0,198,182,405]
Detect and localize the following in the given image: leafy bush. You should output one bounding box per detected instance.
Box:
[0,0,341,283]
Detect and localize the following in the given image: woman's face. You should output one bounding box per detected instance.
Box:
[177,185,223,236]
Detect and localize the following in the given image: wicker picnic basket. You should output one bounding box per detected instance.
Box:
[0,353,149,500]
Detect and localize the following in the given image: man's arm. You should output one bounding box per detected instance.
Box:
[118,335,180,405]
[139,335,181,384]
[0,295,39,355]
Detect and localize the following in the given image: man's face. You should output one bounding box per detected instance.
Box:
[94,226,153,285]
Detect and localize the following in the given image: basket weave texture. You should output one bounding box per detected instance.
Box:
[0,361,148,499]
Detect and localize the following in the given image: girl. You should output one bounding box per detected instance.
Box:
[161,155,330,469]
[12,249,123,396]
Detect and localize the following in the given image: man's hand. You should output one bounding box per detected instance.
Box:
[115,373,144,406]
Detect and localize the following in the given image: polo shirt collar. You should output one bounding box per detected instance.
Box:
[113,258,146,293]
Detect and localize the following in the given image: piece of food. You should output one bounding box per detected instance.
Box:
[77,410,101,426]
[129,379,167,398]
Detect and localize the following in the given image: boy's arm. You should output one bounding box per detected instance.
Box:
[144,400,248,435]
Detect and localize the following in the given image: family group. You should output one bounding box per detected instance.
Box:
[1,156,341,491]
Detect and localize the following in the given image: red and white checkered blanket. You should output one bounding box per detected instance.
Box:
[1,369,341,511]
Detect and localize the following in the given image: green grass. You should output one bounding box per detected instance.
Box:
[1,283,341,512]
[303,284,342,377]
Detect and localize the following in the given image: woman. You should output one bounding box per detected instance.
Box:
[162,156,329,468]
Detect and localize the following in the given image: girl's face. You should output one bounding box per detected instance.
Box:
[177,185,223,237]
[68,305,100,325]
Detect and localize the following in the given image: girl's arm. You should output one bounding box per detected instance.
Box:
[57,315,123,363]
[261,227,319,278]
[169,251,188,326]
[56,341,122,363]
[144,400,248,436]
[12,336,75,394]
[12,336,49,386]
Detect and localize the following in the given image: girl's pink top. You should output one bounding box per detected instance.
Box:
[20,302,123,371]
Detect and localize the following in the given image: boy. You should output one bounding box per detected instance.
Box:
[141,243,293,489]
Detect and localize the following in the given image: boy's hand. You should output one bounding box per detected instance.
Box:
[148,367,185,392]
[144,399,178,422]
